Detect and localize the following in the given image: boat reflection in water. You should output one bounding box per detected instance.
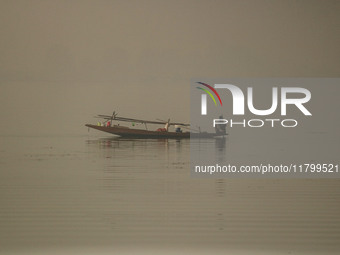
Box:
[2,134,339,254]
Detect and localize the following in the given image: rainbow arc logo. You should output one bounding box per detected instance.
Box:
[196,82,223,115]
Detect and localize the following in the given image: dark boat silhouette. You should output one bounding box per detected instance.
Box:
[86,112,227,139]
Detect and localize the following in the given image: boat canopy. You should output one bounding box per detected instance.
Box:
[95,113,190,127]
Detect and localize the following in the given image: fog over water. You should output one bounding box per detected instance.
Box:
[1,135,340,255]
[0,0,339,135]
[0,0,339,254]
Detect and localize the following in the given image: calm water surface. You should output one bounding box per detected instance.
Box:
[0,135,339,254]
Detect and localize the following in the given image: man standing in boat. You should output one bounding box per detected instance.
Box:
[215,115,227,135]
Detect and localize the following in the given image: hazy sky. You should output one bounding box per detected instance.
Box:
[0,0,339,135]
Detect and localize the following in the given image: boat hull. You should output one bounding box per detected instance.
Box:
[85,124,222,139]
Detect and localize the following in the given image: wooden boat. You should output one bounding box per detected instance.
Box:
[85,112,226,139]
